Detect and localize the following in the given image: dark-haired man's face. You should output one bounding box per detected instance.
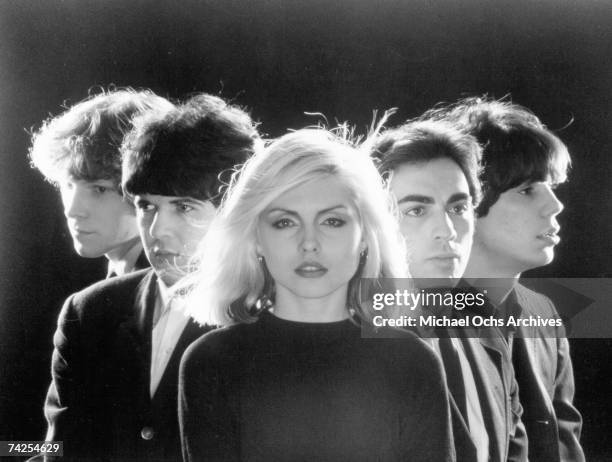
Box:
[389,158,474,284]
[134,194,216,286]
[60,177,139,259]
[474,179,563,275]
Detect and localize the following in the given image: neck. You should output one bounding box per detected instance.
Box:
[463,242,521,305]
[273,286,350,323]
[105,236,143,277]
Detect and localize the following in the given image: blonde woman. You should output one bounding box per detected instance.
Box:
[178,128,454,461]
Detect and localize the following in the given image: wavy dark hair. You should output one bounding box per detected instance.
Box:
[425,96,571,216]
[371,118,482,205]
[122,93,260,206]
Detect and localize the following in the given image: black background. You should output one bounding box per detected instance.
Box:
[1,0,611,459]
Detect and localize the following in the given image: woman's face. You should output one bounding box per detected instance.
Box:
[256,175,364,306]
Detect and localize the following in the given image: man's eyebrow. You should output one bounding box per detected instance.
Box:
[446,192,471,204]
[133,197,150,206]
[397,194,434,205]
[169,197,202,204]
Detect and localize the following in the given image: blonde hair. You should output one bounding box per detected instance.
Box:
[179,128,407,326]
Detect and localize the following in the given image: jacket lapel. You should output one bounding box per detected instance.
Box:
[152,319,210,404]
[114,271,158,402]
[134,270,158,375]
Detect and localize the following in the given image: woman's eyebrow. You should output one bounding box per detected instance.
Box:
[265,204,348,215]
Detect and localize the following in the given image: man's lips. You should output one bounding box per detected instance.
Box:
[71,228,95,236]
[537,226,561,244]
[294,262,328,278]
[427,253,461,263]
[428,253,460,260]
[537,231,560,245]
[152,248,182,260]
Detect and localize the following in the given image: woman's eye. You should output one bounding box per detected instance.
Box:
[402,206,425,217]
[518,186,533,195]
[272,218,294,229]
[323,217,346,227]
[93,186,108,194]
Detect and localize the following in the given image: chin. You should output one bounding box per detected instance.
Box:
[521,253,554,272]
[156,269,182,287]
[290,283,340,300]
[74,246,104,259]
[539,252,556,267]
[417,277,458,289]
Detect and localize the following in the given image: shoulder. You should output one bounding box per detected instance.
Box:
[515,283,559,317]
[61,269,154,322]
[181,321,257,367]
[366,327,442,374]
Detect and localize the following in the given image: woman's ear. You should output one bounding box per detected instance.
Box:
[254,224,263,256]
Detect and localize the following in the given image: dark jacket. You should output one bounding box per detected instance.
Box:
[412,288,527,462]
[43,268,210,461]
[510,284,584,462]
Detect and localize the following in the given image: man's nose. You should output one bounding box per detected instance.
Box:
[63,186,89,219]
[541,186,564,217]
[148,210,173,239]
[432,212,457,242]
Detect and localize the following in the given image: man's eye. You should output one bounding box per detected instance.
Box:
[272,218,295,229]
[322,217,346,227]
[449,203,470,215]
[518,186,533,196]
[177,203,194,213]
[402,206,425,217]
[136,201,154,212]
[92,185,109,194]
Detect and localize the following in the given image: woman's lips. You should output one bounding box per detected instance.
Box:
[294,262,328,278]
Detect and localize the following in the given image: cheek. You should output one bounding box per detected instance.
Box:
[400,221,419,245]
[137,215,152,238]
[399,223,426,257]
[455,217,474,244]
[328,229,363,270]
[257,226,295,259]
[180,223,208,250]
[98,199,129,221]
[59,190,69,208]
[118,200,136,217]
[263,239,293,270]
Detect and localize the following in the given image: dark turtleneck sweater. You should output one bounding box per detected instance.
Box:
[179,310,453,462]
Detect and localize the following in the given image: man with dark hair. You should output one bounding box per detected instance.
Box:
[373,119,526,462]
[29,89,173,277]
[454,97,584,462]
[42,94,260,461]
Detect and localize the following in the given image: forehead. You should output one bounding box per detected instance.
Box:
[135,193,203,205]
[59,176,116,186]
[265,176,355,214]
[389,158,470,202]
